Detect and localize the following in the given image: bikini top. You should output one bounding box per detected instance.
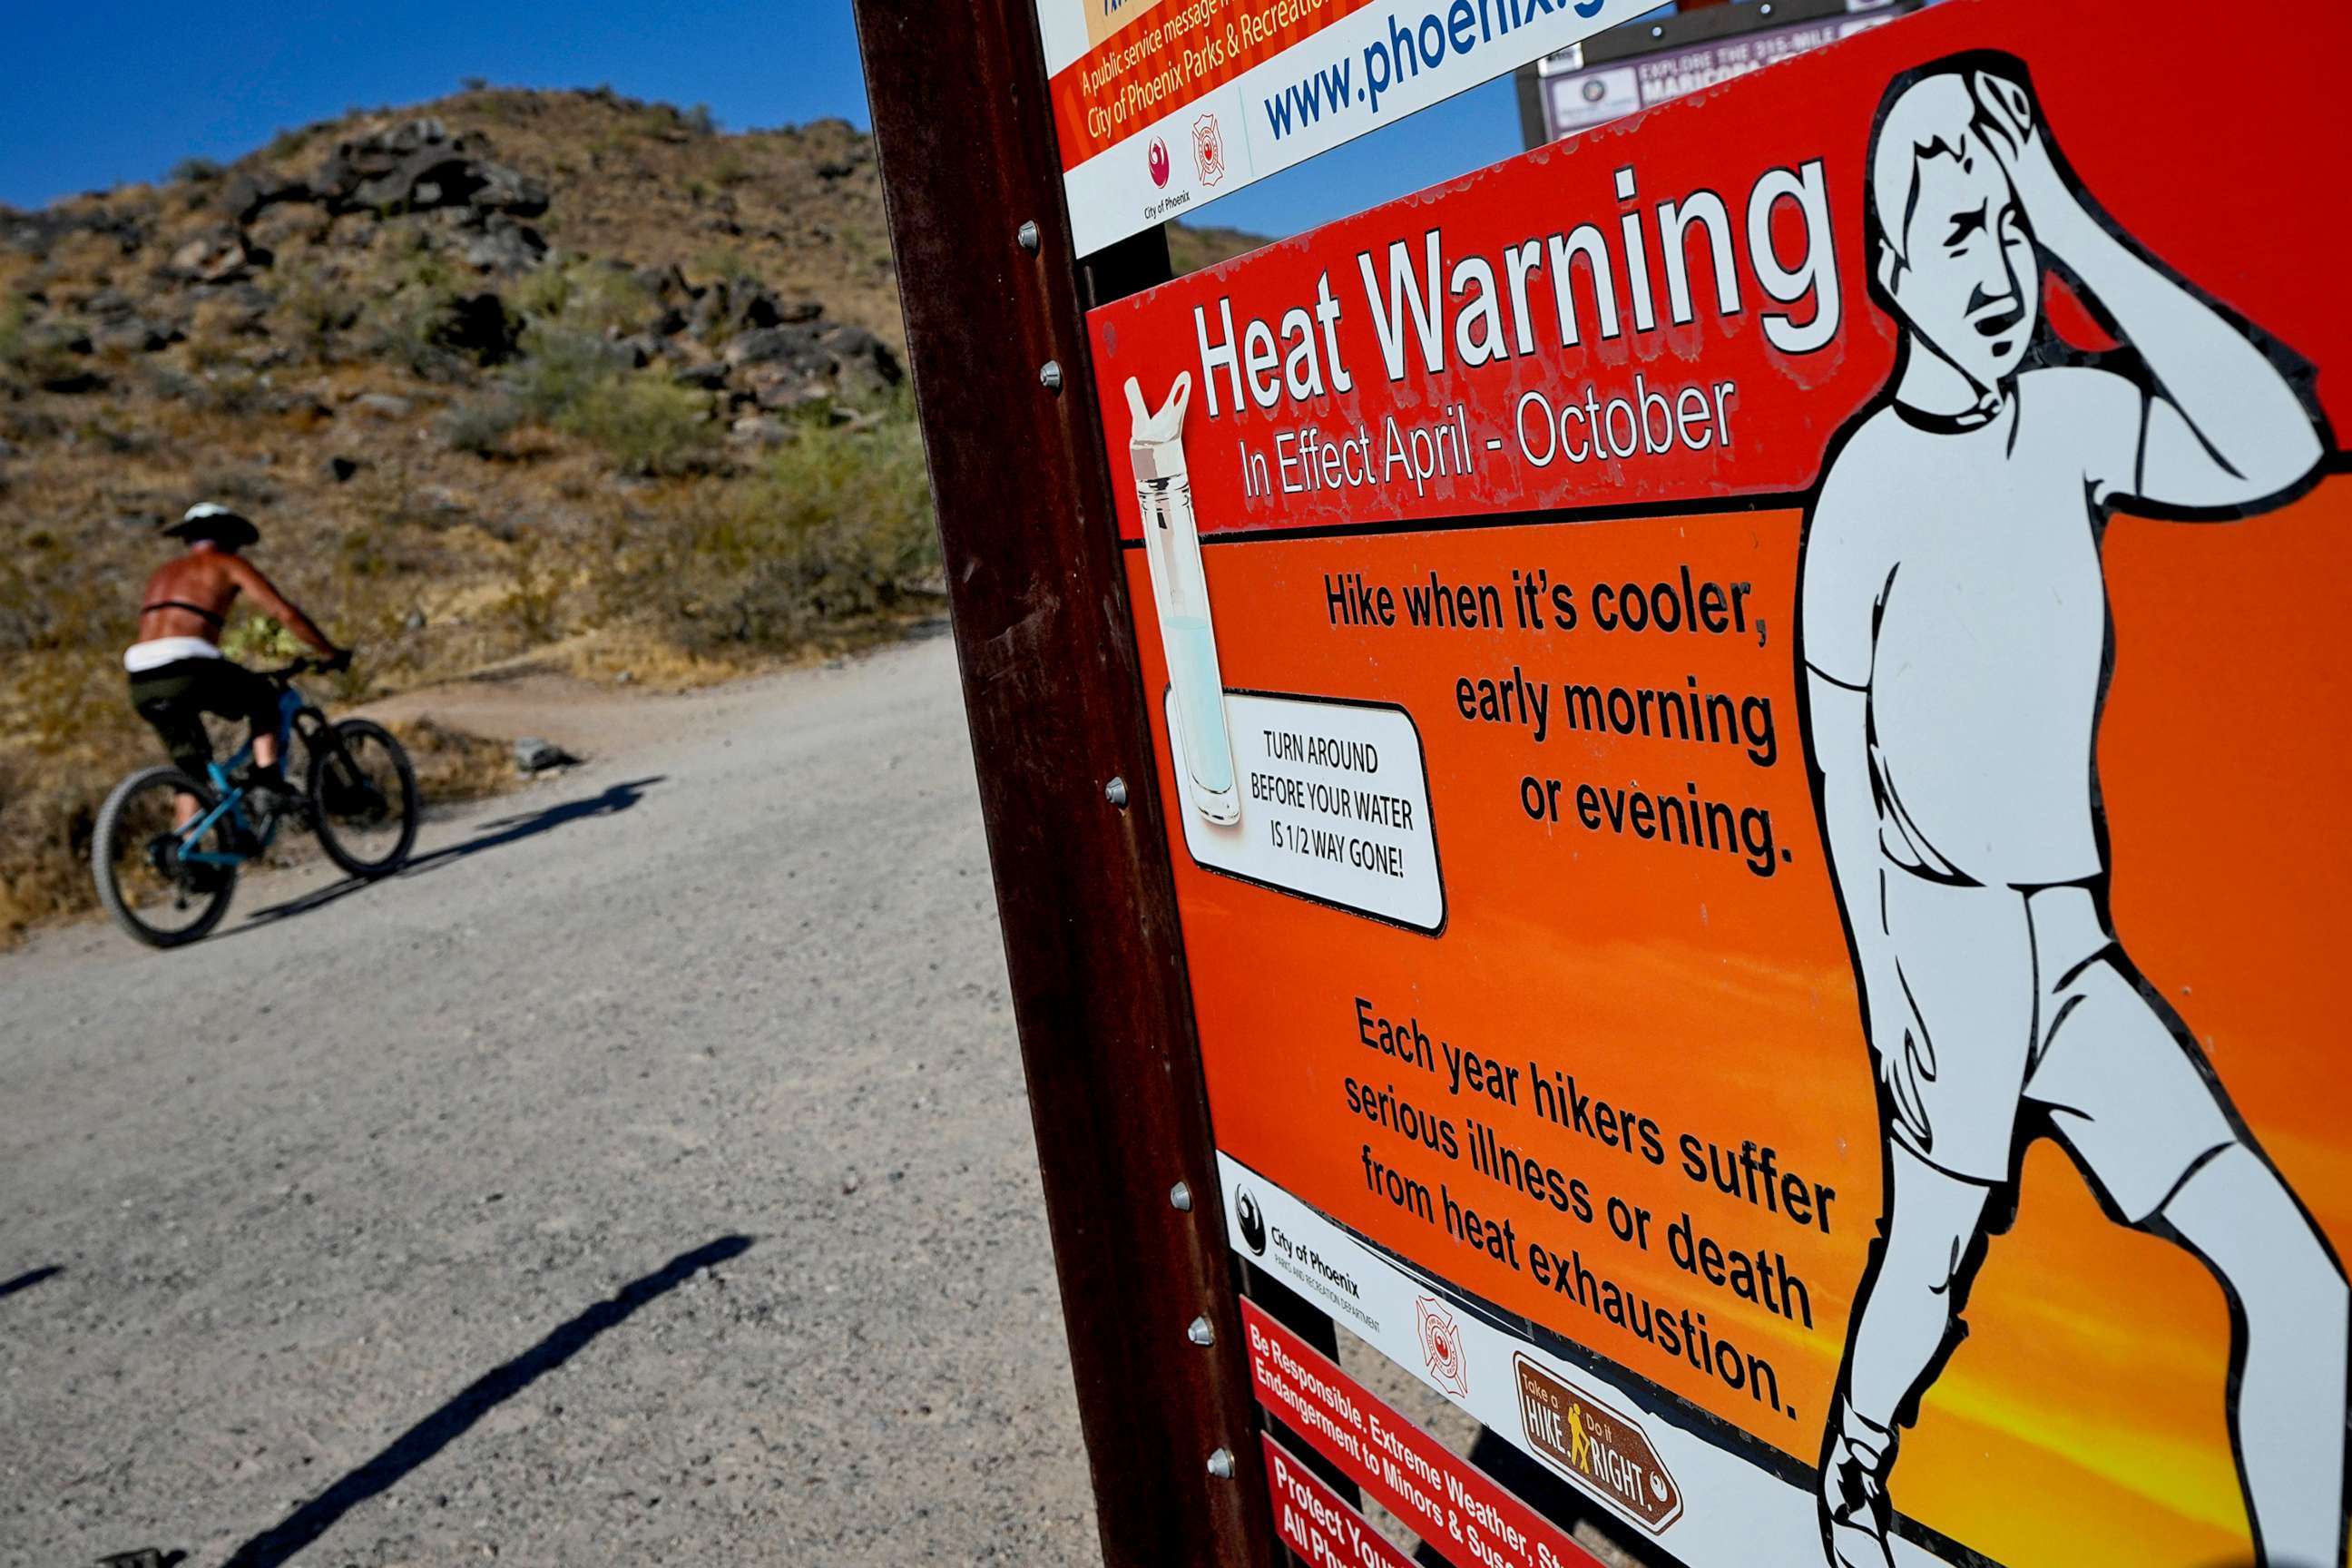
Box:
[141,598,227,628]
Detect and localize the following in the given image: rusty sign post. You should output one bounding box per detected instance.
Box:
[848,5,1274,1566]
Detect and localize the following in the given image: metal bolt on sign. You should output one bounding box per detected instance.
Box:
[1039,360,1063,393]
[1206,1447,1236,1479]
[1105,776,1130,808]
[1017,220,1041,252]
[1170,1181,1193,1211]
[1188,1316,1216,1346]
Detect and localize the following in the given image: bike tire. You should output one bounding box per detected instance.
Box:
[309,718,419,878]
[92,765,238,948]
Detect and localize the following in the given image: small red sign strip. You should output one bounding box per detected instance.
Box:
[1240,1298,1603,1568]
[1262,1436,1418,1568]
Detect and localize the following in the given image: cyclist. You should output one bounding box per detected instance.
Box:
[125,504,348,832]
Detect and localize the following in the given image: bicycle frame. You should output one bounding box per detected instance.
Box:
[176,682,323,867]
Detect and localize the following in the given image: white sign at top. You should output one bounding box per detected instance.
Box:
[1034,0,1655,255]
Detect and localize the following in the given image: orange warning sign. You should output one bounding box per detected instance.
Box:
[1089,2,2352,1564]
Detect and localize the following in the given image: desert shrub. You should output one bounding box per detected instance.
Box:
[499,534,567,642]
[506,326,626,420]
[277,263,356,358]
[512,264,572,320]
[220,614,302,664]
[440,395,524,456]
[15,652,120,757]
[710,152,750,188]
[695,245,751,282]
[560,265,652,338]
[172,156,226,183]
[514,259,650,337]
[0,302,89,387]
[391,716,511,804]
[502,322,710,473]
[0,750,111,940]
[672,404,937,648]
[360,250,516,374]
[555,375,715,476]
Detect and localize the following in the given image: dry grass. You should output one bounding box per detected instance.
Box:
[390,715,514,804]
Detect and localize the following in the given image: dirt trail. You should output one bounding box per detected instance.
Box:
[0,632,1103,1568]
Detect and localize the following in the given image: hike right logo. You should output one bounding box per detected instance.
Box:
[1514,1356,1683,1534]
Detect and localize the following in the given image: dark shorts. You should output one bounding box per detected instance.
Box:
[128,658,278,779]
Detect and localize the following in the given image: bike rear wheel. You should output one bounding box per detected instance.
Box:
[93,765,240,947]
[309,718,419,877]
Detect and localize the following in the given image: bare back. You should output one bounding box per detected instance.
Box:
[136,551,242,643]
[133,547,328,654]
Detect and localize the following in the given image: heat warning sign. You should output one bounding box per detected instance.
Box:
[1093,2,2352,1565]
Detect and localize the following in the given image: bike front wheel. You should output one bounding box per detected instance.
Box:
[309,718,419,877]
[93,765,240,947]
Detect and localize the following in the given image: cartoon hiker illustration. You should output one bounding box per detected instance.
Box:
[1798,54,2347,1568]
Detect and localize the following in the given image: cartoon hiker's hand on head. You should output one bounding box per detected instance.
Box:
[1970,66,2082,247]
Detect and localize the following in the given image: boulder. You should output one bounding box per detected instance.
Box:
[512,737,578,774]
[746,366,828,411]
[461,215,547,274]
[223,172,314,225]
[89,317,181,354]
[671,359,730,390]
[168,228,264,284]
[729,414,790,446]
[723,323,828,373]
[815,323,904,398]
[314,119,549,219]
[350,392,415,419]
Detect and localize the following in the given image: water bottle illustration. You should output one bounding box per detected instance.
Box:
[1127,373,1240,826]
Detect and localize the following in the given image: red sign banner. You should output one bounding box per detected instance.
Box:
[1240,1298,1602,1568]
[1261,1436,1420,1568]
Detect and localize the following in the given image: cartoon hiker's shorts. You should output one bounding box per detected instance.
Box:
[1874,870,2238,1220]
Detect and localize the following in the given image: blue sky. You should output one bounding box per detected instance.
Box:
[0,0,1531,244]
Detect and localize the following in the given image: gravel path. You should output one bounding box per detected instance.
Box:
[0,633,1103,1568]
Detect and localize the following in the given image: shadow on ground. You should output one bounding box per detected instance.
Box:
[214,1233,751,1568]
[0,1265,64,1300]
[231,775,665,934]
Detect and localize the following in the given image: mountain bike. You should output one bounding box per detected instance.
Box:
[93,656,420,947]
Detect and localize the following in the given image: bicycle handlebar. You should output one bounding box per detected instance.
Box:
[264,651,354,681]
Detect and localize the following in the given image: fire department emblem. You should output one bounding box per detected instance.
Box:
[1416,1295,1469,1397]
[1191,113,1227,188]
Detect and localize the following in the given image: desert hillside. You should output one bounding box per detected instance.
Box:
[0,84,1258,936]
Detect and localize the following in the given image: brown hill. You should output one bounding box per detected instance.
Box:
[0,85,1265,936]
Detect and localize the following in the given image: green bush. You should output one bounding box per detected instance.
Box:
[506,326,624,421]
[556,375,715,475]
[514,259,651,337]
[440,396,524,456]
[220,615,303,664]
[678,406,938,647]
[277,263,355,358]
